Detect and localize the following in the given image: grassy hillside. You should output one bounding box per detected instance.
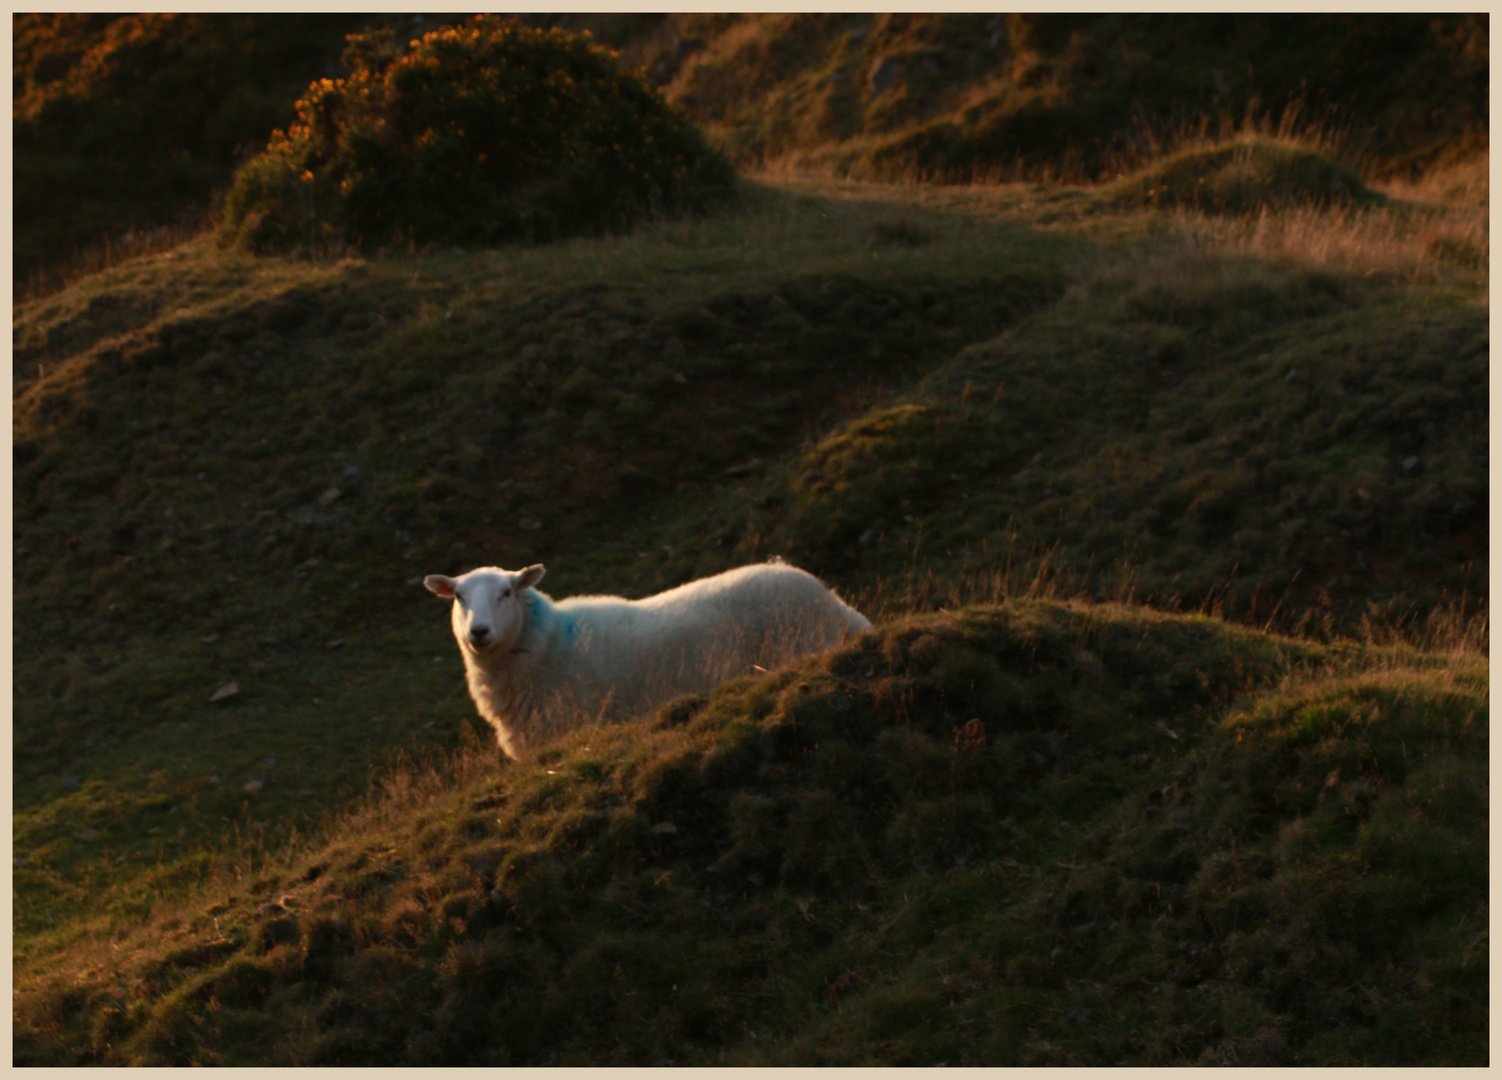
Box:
[616,13,1487,181]
[11,139,1488,1063]
[14,602,1487,1065]
[14,13,1487,296]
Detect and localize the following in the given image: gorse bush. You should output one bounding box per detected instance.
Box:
[220,17,735,253]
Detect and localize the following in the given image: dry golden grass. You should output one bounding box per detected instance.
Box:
[755,134,1489,296]
[1378,153,1489,209]
[1144,146,1489,285]
[1169,199,1487,286]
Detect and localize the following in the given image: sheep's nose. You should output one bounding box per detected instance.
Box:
[469,627,490,645]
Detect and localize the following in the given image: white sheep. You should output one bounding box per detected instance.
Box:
[424,560,872,759]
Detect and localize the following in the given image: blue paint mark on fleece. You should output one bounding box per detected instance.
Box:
[526,591,579,645]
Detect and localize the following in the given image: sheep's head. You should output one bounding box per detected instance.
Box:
[424,564,546,655]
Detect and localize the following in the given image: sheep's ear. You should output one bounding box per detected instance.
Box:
[424,574,457,598]
[517,564,546,590]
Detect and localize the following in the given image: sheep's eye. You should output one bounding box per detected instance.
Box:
[502,588,512,598]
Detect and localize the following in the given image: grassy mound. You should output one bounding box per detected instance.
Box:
[219,18,734,253]
[12,602,1487,1065]
[705,245,1486,633]
[1108,139,1380,214]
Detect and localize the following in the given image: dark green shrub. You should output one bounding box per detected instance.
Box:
[220,17,735,253]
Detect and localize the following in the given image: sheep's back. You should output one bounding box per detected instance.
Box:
[632,563,858,668]
[540,564,865,717]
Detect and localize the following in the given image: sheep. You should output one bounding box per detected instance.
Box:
[424,559,872,760]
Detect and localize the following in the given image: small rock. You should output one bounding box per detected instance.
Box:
[264,756,277,767]
[209,682,240,703]
[326,638,345,649]
[671,370,687,384]
[724,458,760,476]
[210,775,222,784]
[859,528,876,547]
[1402,456,1420,471]
[201,633,220,644]
[869,56,904,93]
[75,828,99,841]
[423,721,436,729]
[62,776,81,791]
[848,25,870,43]
[318,486,342,505]
[651,821,678,834]
[343,465,361,478]
[1284,368,1299,382]
[518,516,543,531]
[244,779,265,794]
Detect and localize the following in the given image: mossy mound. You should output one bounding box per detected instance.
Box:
[219,17,734,253]
[1109,139,1380,215]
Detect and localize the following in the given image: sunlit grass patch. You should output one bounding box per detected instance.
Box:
[1167,201,1488,288]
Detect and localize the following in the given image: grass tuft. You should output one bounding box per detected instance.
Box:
[1108,137,1379,215]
